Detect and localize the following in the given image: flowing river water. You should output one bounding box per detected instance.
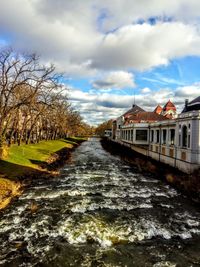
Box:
[1,138,200,267]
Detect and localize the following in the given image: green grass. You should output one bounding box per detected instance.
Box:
[7,140,73,168]
[0,138,84,178]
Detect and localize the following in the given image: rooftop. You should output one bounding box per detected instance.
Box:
[182,96,200,113]
[123,104,145,118]
[125,111,168,124]
[162,100,176,111]
[154,105,163,114]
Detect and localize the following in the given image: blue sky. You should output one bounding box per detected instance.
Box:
[136,56,200,89]
[0,1,200,125]
[67,56,200,93]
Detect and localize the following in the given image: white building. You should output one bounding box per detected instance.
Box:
[111,97,200,173]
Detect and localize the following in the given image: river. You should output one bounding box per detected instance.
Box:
[0,138,200,267]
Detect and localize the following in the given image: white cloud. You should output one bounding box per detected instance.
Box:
[0,0,101,76]
[175,83,200,97]
[1,0,200,124]
[97,0,200,30]
[92,71,135,89]
[141,88,151,94]
[92,22,200,71]
[68,84,199,125]
[1,1,200,75]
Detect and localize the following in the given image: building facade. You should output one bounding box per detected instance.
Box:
[111,97,200,173]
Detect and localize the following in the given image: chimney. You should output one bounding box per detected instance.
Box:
[185,99,189,107]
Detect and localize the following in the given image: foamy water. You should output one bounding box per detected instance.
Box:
[0,138,200,266]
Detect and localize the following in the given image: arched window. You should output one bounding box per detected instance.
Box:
[182,125,187,148]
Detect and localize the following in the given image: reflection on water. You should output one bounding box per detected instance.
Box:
[0,138,200,266]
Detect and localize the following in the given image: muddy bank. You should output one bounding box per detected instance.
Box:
[0,178,21,210]
[0,139,86,210]
[101,138,200,203]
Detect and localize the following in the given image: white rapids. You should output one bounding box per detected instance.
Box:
[0,138,200,267]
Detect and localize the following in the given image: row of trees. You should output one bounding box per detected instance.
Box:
[0,48,92,149]
[95,119,113,136]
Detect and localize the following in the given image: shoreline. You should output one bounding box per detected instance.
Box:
[0,178,22,210]
[101,138,200,204]
[0,138,86,210]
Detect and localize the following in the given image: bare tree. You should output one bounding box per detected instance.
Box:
[0,48,60,146]
[0,47,92,156]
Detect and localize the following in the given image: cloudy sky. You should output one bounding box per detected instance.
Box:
[1,0,200,125]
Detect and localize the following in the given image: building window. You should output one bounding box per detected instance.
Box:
[156,130,160,143]
[135,130,148,141]
[131,130,133,141]
[170,129,175,145]
[162,129,167,144]
[188,134,190,148]
[179,134,181,146]
[182,125,187,148]
[151,130,154,143]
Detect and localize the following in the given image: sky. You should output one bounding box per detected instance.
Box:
[0,1,200,125]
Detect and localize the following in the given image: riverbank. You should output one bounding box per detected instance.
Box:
[101,138,200,203]
[0,137,86,209]
[0,178,21,209]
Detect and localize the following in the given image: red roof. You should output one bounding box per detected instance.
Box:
[123,104,145,118]
[163,100,176,111]
[154,105,163,114]
[125,112,168,124]
[165,114,173,119]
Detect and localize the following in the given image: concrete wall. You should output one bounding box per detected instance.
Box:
[112,139,199,174]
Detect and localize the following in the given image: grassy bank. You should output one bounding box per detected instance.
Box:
[0,137,86,209]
